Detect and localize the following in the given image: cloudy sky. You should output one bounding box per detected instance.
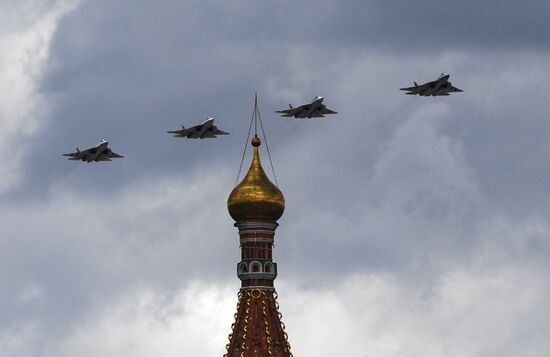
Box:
[1,1,550,356]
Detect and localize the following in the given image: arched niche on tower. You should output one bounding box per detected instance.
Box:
[250,260,262,273]
[264,262,274,273]
[238,262,248,274]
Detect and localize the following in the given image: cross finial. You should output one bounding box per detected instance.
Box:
[254,93,258,136]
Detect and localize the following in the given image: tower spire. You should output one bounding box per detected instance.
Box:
[224,99,292,357]
[254,92,258,137]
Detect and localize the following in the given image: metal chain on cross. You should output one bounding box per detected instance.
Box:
[255,96,279,187]
[235,94,279,187]
[235,98,255,186]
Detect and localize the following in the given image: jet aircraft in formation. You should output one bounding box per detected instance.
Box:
[63,139,124,162]
[64,73,465,163]
[400,73,463,96]
[167,116,229,139]
[276,96,337,119]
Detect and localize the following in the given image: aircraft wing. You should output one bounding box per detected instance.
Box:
[167,123,206,138]
[305,107,326,118]
[62,151,82,160]
[199,125,229,138]
[275,108,300,117]
[448,83,463,92]
[109,151,124,158]
[433,82,463,95]
[276,104,308,118]
[298,104,323,118]
[400,83,430,95]
[167,127,193,137]
[63,147,96,162]
[213,127,229,136]
[400,86,419,94]
[94,148,124,161]
[320,105,337,115]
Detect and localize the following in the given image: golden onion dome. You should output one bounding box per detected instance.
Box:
[227,135,285,222]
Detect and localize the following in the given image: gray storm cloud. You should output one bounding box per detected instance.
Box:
[1,1,550,356]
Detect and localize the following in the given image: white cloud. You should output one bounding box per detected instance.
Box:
[37,221,550,357]
[369,103,478,212]
[0,168,236,289]
[54,283,236,357]
[0,0,77,192]
[0,323,38,357]
[282,229,550,357]
[17,283,44,304]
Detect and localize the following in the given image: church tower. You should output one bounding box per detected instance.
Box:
[225,132,293,356]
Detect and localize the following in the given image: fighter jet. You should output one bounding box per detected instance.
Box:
[167,116,229,139]
[276,96,337,119]
[400,73,463,96]
[63,139,124,162]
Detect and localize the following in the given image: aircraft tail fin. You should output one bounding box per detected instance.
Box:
[181,125,185,130]
[414,82,418,87]
[289,104,293,109]
[77,147,80,153]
